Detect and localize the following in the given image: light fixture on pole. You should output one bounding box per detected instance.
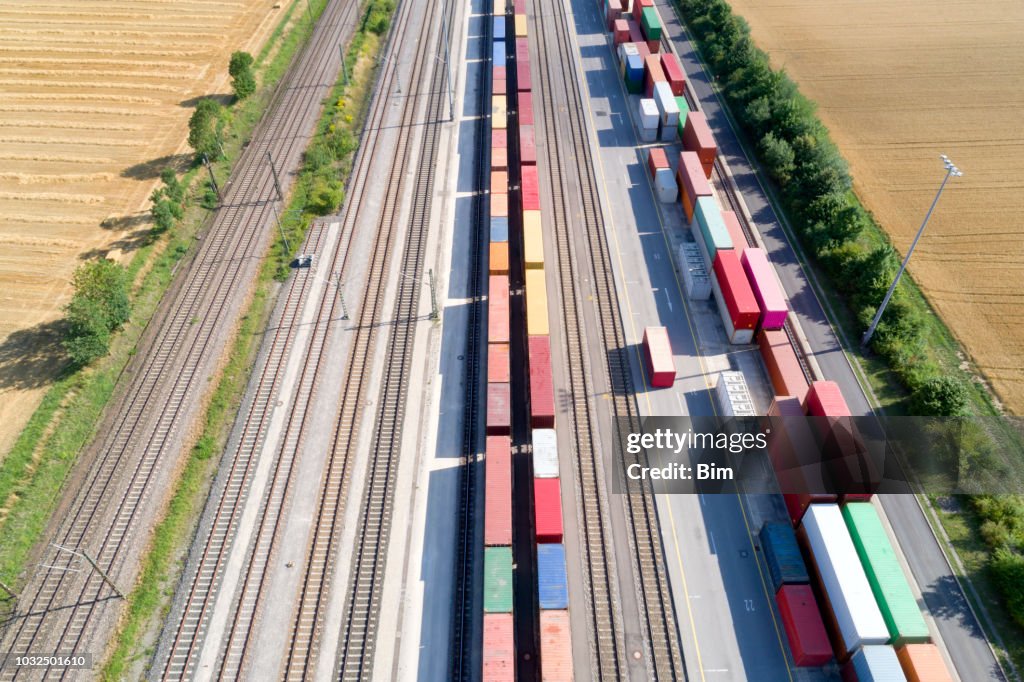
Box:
[861,154,962,347]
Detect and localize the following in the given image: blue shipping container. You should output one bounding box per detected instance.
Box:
[537,544,568,609]
[494,17,506,41]
[625,54,644,83]
[850,645,907,682]
[759,522,809,592]
[492,41,506,68]
[491,217,509,243]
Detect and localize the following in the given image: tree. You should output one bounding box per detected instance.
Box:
[188,98,225,160]
[758,132,795,186]
[62,259,130,366]
[991,548,1024,629]
[228,51,256,100]
[64,297,112,366]
[911,375,970,417]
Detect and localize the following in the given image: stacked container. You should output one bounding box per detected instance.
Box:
[722,210,747,256]
[638,5,661,52]
[677,151,712,224]
[653,81,680,142]
[759,329,809,402]
[693,195,732,268]
[712,250,760,344]
[715,371,755,416]
[619,44,644,93]
[646,148,677,203]
[677,242,711,300]
[606,0,624,31]
[804,381,874,500]
[741,248,789,331]
[637,98,659,142]
[844,646,907,681]
[660,52,686,96]
[674,95,691,138]
[643,54,666,98]
[682,111,717,178]
[896,644,953,682]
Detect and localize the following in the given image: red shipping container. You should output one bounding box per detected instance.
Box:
[643,326,675,387]
[713,250,760,331]
[613,18,630,45]
[647,147,669,179]
[606,0,623,31]
[487,383,511,435]
[491,170,508,196]
[484,436,512,546]
[488,343,510,383]
[534,478,563,543]
[519,125,537,165]
[804,381,851,418]
[492,146,508,171]
[492,129,507,149]
[517,64,532,93]
[660,52,686,96]
[516,37,529,62]
[483,613,515,681]
[521,165,540,211]
[514,0,526,14]
[634,41,651,60]
[493,65,506,82]
[643,53,666,98]
[682,111,717,168]
[491,192,508,218]
[722,210,747,253]
[759,329,809,403]
[627,19,644,44]
[488,275,509,343]
[632,0,653,23]
[776,584,833,667]
[539,610,574,680]
[493,78,507,96]
[677,151,712,223]
[529,335,555,428]
[519,92,534,125]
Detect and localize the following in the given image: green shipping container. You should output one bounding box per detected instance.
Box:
[695,196,733,261]
[675,96,690,136]
[842,503,930,645]
[641,7,662,41]
[484,546,514,613]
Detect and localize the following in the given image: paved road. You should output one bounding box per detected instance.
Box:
[654,2,1004,680]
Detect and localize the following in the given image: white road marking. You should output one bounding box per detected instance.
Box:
[708,531,717,554]
[665,288,673,312]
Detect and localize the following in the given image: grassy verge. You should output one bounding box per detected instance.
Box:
[0,0,325,614]
[99,1,394,676]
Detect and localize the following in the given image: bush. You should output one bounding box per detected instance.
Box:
[991,547,1024,629]
[188,99,227,160]
[62,259,131,366]
[910,375,970,417]
[308,176,343,216]
[758,132,795,186]
[229,51,256,100]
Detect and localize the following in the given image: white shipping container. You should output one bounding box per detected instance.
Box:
[678,243,711,300]
[617,42,639,71]
[653,82,680,139]
[711,276,754,344]
[715,371,755,417]
[802,504,890,653]
[654,167,677,203]
[638,98,658,130]
[532,429,559,478]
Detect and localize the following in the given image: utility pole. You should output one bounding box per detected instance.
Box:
[0,579,17,600]
[428,268,439,320]
[335,272,350,320]
[266,150,284,202]
[202,153,221,204]
[440,1,454,122]
[862,155,962,347]
[270,202,292,256]
[338,44,349,85]
[51,544,125,600]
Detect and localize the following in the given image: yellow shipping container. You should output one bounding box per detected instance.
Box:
[492,95,507,129]
[494,0,506,15]
[523,210,544,269]
[515,14,528,37]
[525,268,549,336]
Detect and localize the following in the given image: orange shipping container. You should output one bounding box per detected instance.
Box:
[490,242,509,276]
[896,644,953,682]
[483,613,515,681]
[491,193,508,218]
[492,146,508,171]
[488,343,510,383]
[491,170,508,196]
[759,329,809,403]
[539,610,574,681]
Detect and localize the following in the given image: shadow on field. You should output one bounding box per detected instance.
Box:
[120,153,193,181]
[178,93,234,109]
[0,320,67,391]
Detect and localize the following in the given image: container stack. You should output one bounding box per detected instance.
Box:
[758,329,809,403]
[653,82,680,142]
[637,98,658,142]
[741,248,789,332]
[643,54,666,98]
[714,371,755,417]
[721,210,747,256]
[682,111,717,178]
[711,250,760,345]
[677,242,711,300]
[646,148,677,203]
[660,52,686,96]
[677,151,712,224]
[692,195,732,268]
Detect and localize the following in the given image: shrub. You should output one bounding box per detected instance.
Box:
[229,51,256,100]
[910,375,970,417]
[991,547,1024,629]
[62,259,131,366]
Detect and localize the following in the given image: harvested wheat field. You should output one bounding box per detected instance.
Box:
[724,0,1024,412]
[0,0,294,456]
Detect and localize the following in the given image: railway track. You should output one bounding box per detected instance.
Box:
[0,1,360,677]
[533,0,686,679]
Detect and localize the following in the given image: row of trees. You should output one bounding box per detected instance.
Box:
[678,0,967,417]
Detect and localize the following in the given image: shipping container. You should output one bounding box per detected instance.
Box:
[846,646,907,682]
[606,0,623,32]
[682,111,717,174]
[488,275,509,343]
[776,584,833,667]
[522,165,540,211]
[647,147,670,178]
[492,95,507,129]
[491,216,509,243]
[492,42,506,68]
[493,65,506,82]
[631,0,653,23]
[491,170,508,196]
[537,543,569,609]
[519,91,535,125]
[715,370,756,417]
[534,477,564,543]
[494,16,506,40]
[805,381,852,418]
[624,53,644,94]
[539,610,574,681]
[660,52,686,96]
[488,342,510,382]
[493,0,507,16]
[759,329,809,403]
[518,62,533,92]
[654,82,680,141]
[514,0,526,14]
[896,644,952,682]
[485,436,512,546]
[695,195,732,264]
[484,546,513,612]
[525,268,549,336]
[675,97,691,138]
[516,37,529,62]
[483,613,514,682]
[643,326,676,388]
[533,428,558,477]
[654,167,677,203]
[637,98,658,141]
[643,54,666,98]
[529,335,555,427]
[491,192,508,218]
[492,129,507,149]
[842,503,930,645]
[613,18,630,44]
[800,504,890,659]
[486,383,511,435]
[524,210,544,268]
[677,151,712,223]
[493,78,507,96]
[640,6,662,43]
[520,125,537,165]
[515,13,527,36]
[491,146,508,171]
[741,248,789,330]
[760,522,809,591]
[678,242,711,300]
[770,395,836,524]
[713,249,759,334]
[722,210,747,254]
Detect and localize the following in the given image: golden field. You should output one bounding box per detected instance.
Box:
[0,0,292,456]
[724,0,1024,412]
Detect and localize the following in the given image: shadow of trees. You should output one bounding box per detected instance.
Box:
[179,93,234,109]
[0,319,68,391]
[119,153,194,181]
